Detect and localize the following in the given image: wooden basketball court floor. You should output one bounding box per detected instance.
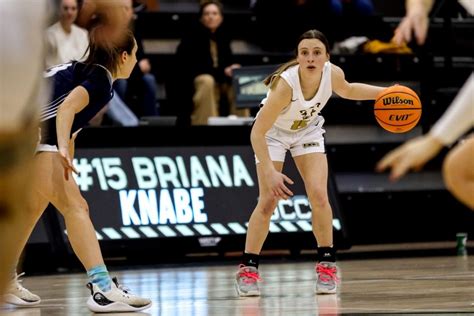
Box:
[1,253,473,315]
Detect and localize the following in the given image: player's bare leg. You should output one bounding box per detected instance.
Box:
[443,136,474,210]
[0,124,37,299]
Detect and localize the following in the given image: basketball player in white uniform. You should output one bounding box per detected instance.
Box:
[377,0,474,210]
[0,1,49,302]
[235,29,388,296]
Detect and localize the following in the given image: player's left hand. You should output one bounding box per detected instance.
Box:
[59,146,78,181]
[138,59,151,74]
[224,64,241,77]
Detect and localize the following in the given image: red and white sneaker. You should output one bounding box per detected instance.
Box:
[234,264,262,297]
[315,262,340,294]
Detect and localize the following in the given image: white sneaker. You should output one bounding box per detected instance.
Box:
[3,273,41,306]
[86,277,152,313]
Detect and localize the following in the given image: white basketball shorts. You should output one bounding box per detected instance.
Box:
[256,116,326,163]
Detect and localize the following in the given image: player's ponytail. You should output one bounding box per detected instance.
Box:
[84,26,135,76]
[263,59,298,90]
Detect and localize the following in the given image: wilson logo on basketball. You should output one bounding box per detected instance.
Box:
[374,85,422,133]
[389,114,413,121]
[382,96,414,106]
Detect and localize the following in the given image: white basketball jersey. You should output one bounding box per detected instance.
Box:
[260,61,333,132]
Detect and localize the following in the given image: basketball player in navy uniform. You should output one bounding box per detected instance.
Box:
[3,26,152,313]
[235,29,389,296]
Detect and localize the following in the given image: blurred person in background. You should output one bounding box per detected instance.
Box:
[175,0,249,126]
[46,0,89,68]
[111,0,159,120]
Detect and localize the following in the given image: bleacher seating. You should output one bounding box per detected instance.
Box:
[136,1,473,148]
[136,4,472,125]
[137,3,472,125]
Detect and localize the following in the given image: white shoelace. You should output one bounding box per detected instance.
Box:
[13,272,27,290]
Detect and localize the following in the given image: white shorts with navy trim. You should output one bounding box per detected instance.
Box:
[36,144,58,153]
[256,116,326,163]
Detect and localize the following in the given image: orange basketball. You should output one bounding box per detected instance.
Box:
[374,85,422,133]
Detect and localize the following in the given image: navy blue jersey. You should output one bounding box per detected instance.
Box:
[40,61,113,146]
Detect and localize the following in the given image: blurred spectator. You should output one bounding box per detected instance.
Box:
[175,0,249,126]
[253,0,387,52]
[46,0,89,68]
[252,0,334,51]
[329,0,375,16]
[113,0,159,119]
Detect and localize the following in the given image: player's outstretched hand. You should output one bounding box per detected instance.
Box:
[376,135,443,181]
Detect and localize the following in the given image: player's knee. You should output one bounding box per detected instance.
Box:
[442,157,454,192]
[256,196,279,217]
[307,189,329,209]
[194,74,215,90]
[443,149,462,192]
[0,201,14,220]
